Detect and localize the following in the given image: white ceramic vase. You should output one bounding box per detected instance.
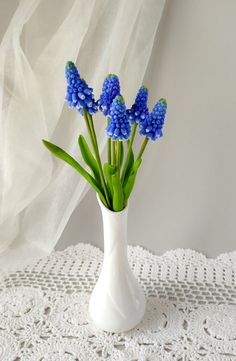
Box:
[89,195,146,333]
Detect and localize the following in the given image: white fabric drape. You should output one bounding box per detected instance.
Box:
[0,0,166,271]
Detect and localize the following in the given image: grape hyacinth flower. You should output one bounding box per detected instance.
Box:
[65,61,98,114]
[44,61,169,212]
[99,74,120,116]
[140,98,167,141]
[127,86,149,125]
[106,96,131,140]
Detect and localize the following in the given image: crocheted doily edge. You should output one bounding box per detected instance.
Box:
[1,243,235,279]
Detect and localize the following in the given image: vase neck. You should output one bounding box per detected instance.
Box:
[98,198,128,260]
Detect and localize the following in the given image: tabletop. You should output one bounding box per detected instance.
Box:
[0,243,236,360]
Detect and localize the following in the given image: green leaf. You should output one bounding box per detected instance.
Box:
[78,135,100,184]
[42,140,108,207]
[104,163,116,199]
[111,170,124,211]
[122,143,134,186]
[123,158,142,205]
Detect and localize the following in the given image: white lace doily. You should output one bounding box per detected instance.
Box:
[0,243,236,361]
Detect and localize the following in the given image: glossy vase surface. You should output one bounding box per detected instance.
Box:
[89,195,146,332]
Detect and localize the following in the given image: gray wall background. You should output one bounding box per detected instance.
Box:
[1,1,235,257]
[58,0,236,257]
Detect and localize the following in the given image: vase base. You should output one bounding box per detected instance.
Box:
[89,286,146,333]
[89,296,146,333]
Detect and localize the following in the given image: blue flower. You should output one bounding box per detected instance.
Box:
[127,86,149,125]
[140,98,167,141]
[106,96,131,140]
[99,74,120,116]
[65,61,98,114]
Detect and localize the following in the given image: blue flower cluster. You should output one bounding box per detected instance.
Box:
[140,98,167,141]
[127,86,149,125]
[106,96,131,140]
[65,61,98,114]
[99,74,120,116]
[64,62,167,142]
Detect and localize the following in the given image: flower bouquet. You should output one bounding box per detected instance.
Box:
[43,61,167,332]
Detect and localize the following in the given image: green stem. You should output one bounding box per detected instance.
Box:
[82,109,93,143]
[83,109,111,208]
[137,136,149,160]
[116,140,121,175]
[121,122,137,183]
[107,118,111,165]
[112,141,116,165]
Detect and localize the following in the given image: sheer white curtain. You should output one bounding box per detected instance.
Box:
[0,0,166,271]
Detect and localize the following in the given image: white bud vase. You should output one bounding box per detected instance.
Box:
[89,195,146,333]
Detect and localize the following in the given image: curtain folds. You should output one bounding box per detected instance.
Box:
[0,0,166,271]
